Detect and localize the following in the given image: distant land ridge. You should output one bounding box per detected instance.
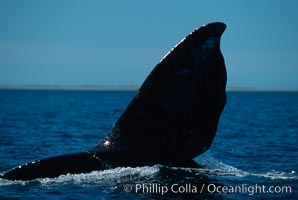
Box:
[0,85,297,92]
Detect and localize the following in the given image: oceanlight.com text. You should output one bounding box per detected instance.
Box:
[123,183,292,196]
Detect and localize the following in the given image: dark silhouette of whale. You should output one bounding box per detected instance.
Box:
[1,22,227,181]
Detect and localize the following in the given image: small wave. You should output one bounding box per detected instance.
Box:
[195,152,297,180]
[195,153,250,177]
[0,177,26,186]
[0,165,161,186]
[254,170,297,180]
[38,165,161,185]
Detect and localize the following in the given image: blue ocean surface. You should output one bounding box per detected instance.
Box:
[0,90,297,199]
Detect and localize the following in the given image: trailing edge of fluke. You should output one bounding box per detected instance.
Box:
[2,22,227,181]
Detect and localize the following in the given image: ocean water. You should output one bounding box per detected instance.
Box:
[0,90,297,199]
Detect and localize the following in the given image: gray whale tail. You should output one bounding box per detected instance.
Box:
[2,22,227,180]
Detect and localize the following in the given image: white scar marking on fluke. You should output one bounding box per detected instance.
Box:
[103,141,110,147]
[160,37,186,62]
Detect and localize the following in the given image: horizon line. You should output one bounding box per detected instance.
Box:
[0,84,297,92]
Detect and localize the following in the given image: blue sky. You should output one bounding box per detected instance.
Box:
[0,0,297,89]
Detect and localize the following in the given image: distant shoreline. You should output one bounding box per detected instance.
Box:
[0,85,297,92]
[0,85,139,91]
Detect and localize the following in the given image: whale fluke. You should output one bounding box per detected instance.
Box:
[95,22,227,159]
[2,22,227,180]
